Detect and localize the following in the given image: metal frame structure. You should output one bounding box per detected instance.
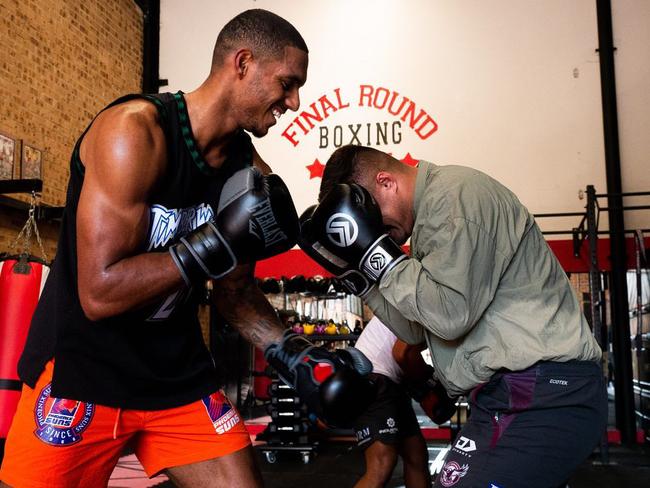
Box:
[0,179,63,222]
[536,187,650,447]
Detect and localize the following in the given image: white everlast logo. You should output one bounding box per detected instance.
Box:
[248,199,287,248]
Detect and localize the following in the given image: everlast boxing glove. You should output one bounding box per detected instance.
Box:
[299,204,373,296]
[264,331,377,427]
[170,167,299,285]
[299,184,406,295]
[406,367,457,425]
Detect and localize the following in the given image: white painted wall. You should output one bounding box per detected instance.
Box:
[160,0,650,236]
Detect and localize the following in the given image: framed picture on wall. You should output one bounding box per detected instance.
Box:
[0,130,19,181]
[21,142,43,180]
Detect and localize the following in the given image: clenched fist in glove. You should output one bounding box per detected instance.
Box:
[392,341,457,425]
[405,366,457,425]
[299,204,372,297]
[298,184,406,296]
[170,167,299,285]
[264,331,377,427]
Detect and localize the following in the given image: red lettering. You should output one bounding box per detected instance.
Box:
[319,95,337,118]
[300,102,324,129]
[400,101,426,129]
[359,84,374,106]
[415,115,438,139]
[334,87,350,109]
[387,92,409,116]
[294,116,309,135]
[373,87,390,109]
[281,84,438,149]
[281,124,299,147]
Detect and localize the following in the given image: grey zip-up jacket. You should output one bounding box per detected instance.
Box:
[366,161,601,396]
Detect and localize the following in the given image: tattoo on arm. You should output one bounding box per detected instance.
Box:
[239,315,283,349]
[213,271,284,350]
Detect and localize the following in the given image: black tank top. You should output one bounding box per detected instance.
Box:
[18,92,252,409]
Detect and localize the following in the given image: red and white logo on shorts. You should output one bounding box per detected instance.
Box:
[439,461,470,486]
[201,391,240,435]
[34,383,95,446]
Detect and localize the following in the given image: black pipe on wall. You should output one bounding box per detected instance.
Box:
[136,0,163,94]
[595,0,636,445]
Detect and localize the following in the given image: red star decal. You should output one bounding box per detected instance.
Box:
[306,158,325,179]
[400,152,419,167]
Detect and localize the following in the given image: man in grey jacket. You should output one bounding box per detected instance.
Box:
[299,144,607,487]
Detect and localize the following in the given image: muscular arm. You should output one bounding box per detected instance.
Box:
[210,145,286,349]
[76,102,185,320]
[212,264,284,350]
[392,340,429,382]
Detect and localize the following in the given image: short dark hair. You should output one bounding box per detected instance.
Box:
[212,9,308,68]
[319,145,395,202]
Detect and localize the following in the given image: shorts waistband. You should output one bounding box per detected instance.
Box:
[533,360,602,376]
[495,360,603,379]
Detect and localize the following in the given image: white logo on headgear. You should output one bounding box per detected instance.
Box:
[326,213,358,247]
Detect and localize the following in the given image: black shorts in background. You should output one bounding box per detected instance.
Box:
[353,373,421,448]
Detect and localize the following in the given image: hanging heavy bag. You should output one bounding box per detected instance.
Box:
[0,193,50,455]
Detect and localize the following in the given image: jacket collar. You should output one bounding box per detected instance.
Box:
[413,160,434,218]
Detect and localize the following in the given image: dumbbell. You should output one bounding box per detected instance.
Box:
[271,395,301,405]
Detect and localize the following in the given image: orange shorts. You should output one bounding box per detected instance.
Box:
[0,361,251,488]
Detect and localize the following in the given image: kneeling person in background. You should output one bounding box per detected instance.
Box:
[353,316,456,488]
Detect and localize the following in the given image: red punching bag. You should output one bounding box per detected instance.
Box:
[253,347,272,401]
[0,254,50,443]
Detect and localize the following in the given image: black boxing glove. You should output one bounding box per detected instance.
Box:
[170,167,299,285]
[298,184,406,294]
[298,204,367,295]
[298,204,373,297]
[406,367,457,425]
[264,331,377,427]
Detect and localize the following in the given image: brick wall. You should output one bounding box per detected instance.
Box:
[0,0,143,258]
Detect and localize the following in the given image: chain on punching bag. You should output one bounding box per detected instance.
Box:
[0,192,50,450]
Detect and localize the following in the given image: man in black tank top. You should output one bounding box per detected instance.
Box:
[1,9,376,488]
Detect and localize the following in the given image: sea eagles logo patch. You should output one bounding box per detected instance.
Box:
[34,384,95,446]
[439,461,470,487]
[202,391,240,435]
